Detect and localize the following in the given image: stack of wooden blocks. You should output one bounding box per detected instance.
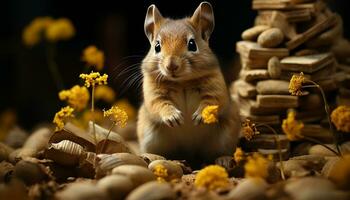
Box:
[231,0,350,158]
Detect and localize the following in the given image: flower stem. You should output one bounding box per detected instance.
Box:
[91,85,97,146]
[45,43,64,91]
[303,136,341,156]
[256,123,286,180]
[99,122,116,154]
[302,81,342,156]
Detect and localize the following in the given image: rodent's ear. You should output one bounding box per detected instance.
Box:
[144,4,164,42]
[191,2,215,41]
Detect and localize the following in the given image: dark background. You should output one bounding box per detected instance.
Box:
[1,0,349,130]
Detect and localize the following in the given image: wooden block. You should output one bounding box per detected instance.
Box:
[286,14,337,50]
[255,11,297,39]
[280,53,334,73]
[280,61,336,82]
[253,0,322,12]
[232,79,257,98]
[256,80,290,95]
[301,124,334,143]
[240,69,270,82]
[284,9,312,22]
[236,41,289,59]
[240,55,268,69]
[242,134,290,150]
[242,114,280,125]
[257,94,298,108]
[237,97,286,116]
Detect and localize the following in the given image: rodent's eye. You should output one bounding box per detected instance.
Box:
[188,39,197,52]
[155,41,161,53]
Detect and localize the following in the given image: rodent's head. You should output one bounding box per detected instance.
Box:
[142,2,218,81]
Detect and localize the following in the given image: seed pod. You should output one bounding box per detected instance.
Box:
[55,181,109,200]
[96,153,148,178]
[97,175,134,200]
[126,181,176,200]
[148,160,183,181]
[0,161,14,183]
[0,142,14,162]
[112,165,156,187]
[140,153,166,165]
[45,140,85,166]
[14,158,50,185]
[91,122,133,154]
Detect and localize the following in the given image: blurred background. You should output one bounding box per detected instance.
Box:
[1,0,349,130]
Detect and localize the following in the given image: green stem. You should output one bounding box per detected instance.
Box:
[256,123,286,180]
[303,136,341,156]
[45,43,64,91]
[302,81,342,156]
[91,85,97,146]
[99,122,116,154]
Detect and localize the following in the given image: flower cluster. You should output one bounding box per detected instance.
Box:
[242,119,259,141]
[22,17,75,46]
[59,85,90,111]
[331,105,350,132]
[80,71,108,88]
[95,85,116,103]
[103,106,128,128]
[114,99,137,121]
[202,105,219,124]
[244,153,269,179]
[234,147,245,164]
[82,45,105,71]
[22,17,53,46]
[53,106,74,131]
[282,110,304,141]
[153,164,168,182]
[194,165,229,190]
[45,18,75,42]
[289,72,305,96]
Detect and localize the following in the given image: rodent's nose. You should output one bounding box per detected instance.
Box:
[166,61,179,72]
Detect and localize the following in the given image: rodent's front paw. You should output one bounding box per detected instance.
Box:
[192,110,203,125]
[161,108,184,127]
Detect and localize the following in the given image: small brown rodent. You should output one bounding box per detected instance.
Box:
[137,2,241,163]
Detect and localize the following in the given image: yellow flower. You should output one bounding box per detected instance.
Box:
[153,164,168,182]
[53,106,74,131]
[82,45,105,71]
[202,105,219,124]
[59,85,90,111]
[289,72,305,96]
[244,153,269,179]
[242,119,259,141]
[45,18,75,42]
[103,106,128,128]
[194,165,229,190]
[328,155,350,189]
[234,147,245,164]
[114,99,136,121]
[80,71,108,88]
[22,17,53,46]
[95,85,116,103]
[331,106,350,132]
[282,110,304,141]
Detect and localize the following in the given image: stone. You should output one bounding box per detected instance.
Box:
[112,165,156,187]
[97,175,134,200]
[126,181,176,200]
[256,95,298,108]
[227,178,268,200]
[257,28,284,48]
[242,25,270,41]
